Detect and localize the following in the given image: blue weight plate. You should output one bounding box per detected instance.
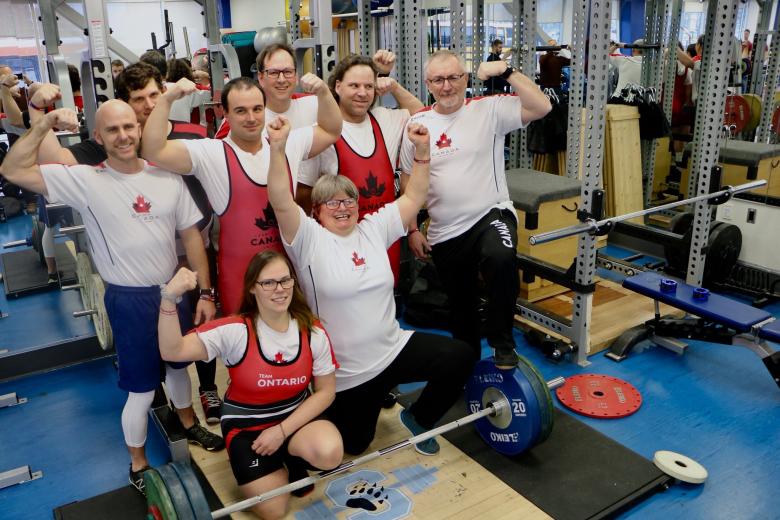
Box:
[465,358,541,456]
[157,463,195,520]
[515,355,554,443]
[170,462,212,520]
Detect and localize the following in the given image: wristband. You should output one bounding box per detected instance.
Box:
[408,228,420,236]
[199,294,216,302]
[199,287,216,301]
[28,101,46,111]
[500,66,515,79]
[413,157,430,164]
[378,73,390,77]
[278,423,287,438]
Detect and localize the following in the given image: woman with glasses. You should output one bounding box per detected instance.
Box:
[266,115,475,458]
[157,250,343,519]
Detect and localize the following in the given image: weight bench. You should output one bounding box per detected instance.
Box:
[608,271,780,388]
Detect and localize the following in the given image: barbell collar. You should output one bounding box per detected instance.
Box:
[61,283,83,291]
[529,179,767,245]
[45,203,69,210]
[72,309,97,318]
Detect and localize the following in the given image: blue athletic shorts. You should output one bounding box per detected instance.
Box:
[104,283,192,392]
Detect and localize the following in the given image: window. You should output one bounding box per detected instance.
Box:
[540,22,563,44]
[680,12,704,48]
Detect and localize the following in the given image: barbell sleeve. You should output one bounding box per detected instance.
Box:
[529,179,767,245]
[73,309,97,318]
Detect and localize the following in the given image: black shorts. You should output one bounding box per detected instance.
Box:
[227,428,292,486]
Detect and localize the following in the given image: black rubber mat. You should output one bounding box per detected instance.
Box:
[1,243,77,297]
[53,461,223,519]
[399,391,670,520]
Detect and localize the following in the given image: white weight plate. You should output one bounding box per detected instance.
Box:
[653,450,708,484]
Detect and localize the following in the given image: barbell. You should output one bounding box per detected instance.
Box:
[145,358,565,520]
[529,179,767,245]
[62,252,113,350]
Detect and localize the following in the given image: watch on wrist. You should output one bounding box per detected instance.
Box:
[199,287,216,301]
[160,285,182,304]
[500,66,515,79]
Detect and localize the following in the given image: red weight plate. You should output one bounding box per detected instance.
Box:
[773,107,780,135]
[723,95,750,134]
[555,374,642,418]
[148,505,164,520]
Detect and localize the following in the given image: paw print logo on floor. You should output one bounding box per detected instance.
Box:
[323,469,412,519]
[345,480,389,513]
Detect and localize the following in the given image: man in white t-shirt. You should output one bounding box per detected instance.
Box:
[141,75,342,315]
[0,100,224,493]
[609,39,645,97]
[214,43,321,209]
[399,49,551,368]
[301,51,423,282]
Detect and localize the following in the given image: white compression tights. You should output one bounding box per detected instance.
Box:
[121,365,193,447]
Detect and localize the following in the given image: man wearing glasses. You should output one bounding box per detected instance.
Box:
[299,51,423,283]
[142,74,342,316]
[399,49,551,368]
[215,44,320,209]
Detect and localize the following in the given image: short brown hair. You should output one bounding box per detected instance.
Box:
[166,58,194,83]
[221,77,265,112]
[140,50,167,77]
[327,54,378,104]
[256,43,296,73]
[114,62,164,102]
[237,250,317,333]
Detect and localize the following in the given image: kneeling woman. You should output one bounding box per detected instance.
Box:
[158,251,343,519]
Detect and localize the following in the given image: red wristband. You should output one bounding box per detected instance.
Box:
[413,157,431,164]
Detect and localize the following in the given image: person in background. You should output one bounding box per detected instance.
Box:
[538,39,571,91]
[112,59,125,81]
[484,39,512,95]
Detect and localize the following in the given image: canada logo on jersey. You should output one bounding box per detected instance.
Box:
[359,172,386,199]
[435,133,452,149]
[351,252,366,267]
[274,352,285,364]
[255,203,279,231]
[132,195,152,213]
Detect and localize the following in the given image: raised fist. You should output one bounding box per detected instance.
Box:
[44,108,79,133]
[299,73,326,95]
[29,83,62,109]
[372,50,396,75]
[476,61,508,81]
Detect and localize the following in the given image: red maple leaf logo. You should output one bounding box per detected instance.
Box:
[132,195,152,213]
[274,352,284,363]
[435,133,452,149]
[351,251,365,267]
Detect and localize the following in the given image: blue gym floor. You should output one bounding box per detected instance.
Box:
[1,211,779,520]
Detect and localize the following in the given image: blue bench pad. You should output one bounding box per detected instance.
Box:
[758,319,780,343]
[622,272,772,332]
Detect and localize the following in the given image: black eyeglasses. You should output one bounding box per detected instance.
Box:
[323,198,357,210]
[264,68,295,79]
[256,277,295,291]
[427,73,466,86]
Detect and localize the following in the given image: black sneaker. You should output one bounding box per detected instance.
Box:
[129,464,150,496]
[493,348,519,369]
[286,457,314,498]
[47,273,59,284]
[199,387,222,425]
[185,420,225,451]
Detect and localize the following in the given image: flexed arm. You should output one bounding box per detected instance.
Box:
[266,116,302,244]
[140,78,196,174]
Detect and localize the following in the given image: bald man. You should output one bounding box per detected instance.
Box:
[0,100,224,494]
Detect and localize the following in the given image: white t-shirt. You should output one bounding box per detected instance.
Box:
[302,106,410,186]
[609,55,643,94]
[181,129,313,214]
[198,317,336,376]
[168,85,212,123]
[41,161,202,286]
[283,203,412,391]
[399,95,524,245]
